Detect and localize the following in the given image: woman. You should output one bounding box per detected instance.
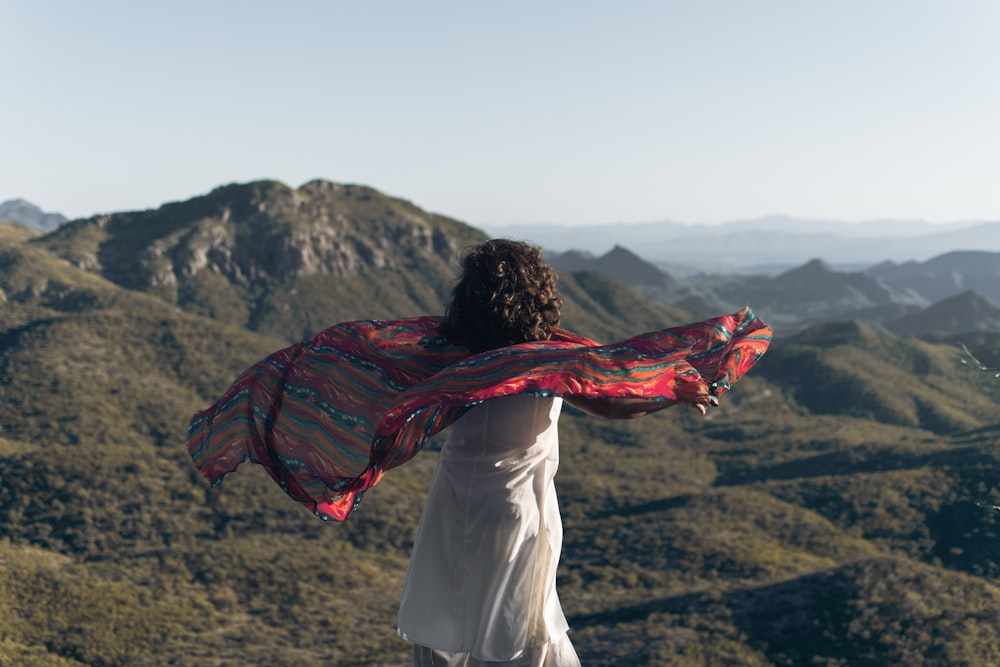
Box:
[186,240,769,664]
[397,240,709,666]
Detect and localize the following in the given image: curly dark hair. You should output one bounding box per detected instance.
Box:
[440,239,562,353]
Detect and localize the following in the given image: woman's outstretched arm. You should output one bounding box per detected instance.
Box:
[565,381,711,419]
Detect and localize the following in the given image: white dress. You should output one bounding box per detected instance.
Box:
[397,394,578,665]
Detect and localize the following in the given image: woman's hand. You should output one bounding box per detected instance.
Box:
[675,381,712,415]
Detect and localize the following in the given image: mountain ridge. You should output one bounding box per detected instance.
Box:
[544,239,1000,338]
[34,179,485,341]
[488,217,1000,272]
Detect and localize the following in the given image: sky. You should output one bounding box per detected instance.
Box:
[3,1,999,228]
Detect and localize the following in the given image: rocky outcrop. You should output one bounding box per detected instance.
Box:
[31,179,485,340]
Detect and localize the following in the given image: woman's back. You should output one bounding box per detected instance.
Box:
[397,395,571,662]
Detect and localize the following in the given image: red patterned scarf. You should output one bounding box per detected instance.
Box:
[187,308,771,520]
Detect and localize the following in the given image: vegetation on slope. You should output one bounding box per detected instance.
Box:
[2,198,1000,665]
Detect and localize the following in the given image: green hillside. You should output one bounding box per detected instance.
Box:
[756,320,997,433]
[2,191,1000,665]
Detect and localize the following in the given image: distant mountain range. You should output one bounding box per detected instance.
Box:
[0,198,67,232]
[491,215,1000,273]
[10,194,998,274]
[548,245,1000,338]
[7,187,1000,339]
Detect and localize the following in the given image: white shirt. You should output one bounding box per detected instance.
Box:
[397,394,570,661]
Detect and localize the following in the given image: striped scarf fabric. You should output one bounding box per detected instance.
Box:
[187,307,771,521]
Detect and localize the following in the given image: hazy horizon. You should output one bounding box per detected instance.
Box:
[3,189,996,231]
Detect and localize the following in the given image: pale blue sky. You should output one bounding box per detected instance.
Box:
[3,1,998,226]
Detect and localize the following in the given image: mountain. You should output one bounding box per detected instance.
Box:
[867,250,1000,305]
[4,183,1000,665]
[555,249,1000,338]
[548,245,678,288]
[524,226,1000,339]
[683,251,1000,339]
[673,258,925,334]
[487,217,1000,273]
[743,257,923,312]
[754,319,995,432]
[0,198,68,232]
[34,180,487,342]
[545,245,718,315]
[641,222,1000,274]
[493,220,690,259]
[885,290,1000,338]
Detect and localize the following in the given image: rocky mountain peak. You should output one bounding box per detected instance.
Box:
[33,179,486,340]
[40,179,472,285]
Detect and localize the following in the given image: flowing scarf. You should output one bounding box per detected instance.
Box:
[187,307,771,521]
